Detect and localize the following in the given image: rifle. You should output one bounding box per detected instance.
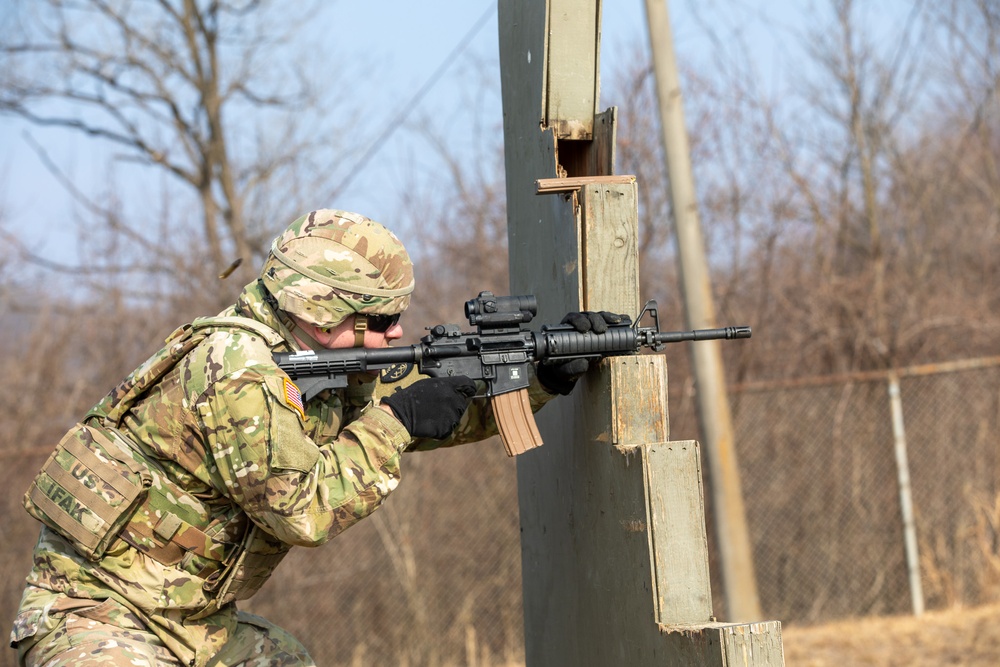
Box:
[274,291,750,456]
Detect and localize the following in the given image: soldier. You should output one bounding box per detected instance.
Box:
[10,209,621,666]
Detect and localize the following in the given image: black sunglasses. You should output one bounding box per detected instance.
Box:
[366,313,401,333]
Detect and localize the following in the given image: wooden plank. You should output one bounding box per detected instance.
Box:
[536,174,635,194]
[580,182,640,315]
[647,440,713,623]
[659,621,786,666]
[609,356,669,444]
[717,621,786,665]
[546,0,601,139]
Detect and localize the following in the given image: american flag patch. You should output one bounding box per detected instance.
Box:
[283,378,305,418]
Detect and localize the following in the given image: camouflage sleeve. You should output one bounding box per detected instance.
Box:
[201,369,409,547]
[372,363,560,452]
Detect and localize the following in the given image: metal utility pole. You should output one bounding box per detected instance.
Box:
[643,0,762,621]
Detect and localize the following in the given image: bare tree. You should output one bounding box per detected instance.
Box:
[605,0,1000,379]
[0,0,364,313]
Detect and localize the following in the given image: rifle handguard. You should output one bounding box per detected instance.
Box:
[491,389,544,456]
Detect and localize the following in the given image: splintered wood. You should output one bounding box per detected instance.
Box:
[535,175,636,194]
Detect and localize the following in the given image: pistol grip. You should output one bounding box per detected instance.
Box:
[491,389,544,457]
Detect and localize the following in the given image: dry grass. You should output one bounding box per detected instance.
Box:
[782,604,1000,666]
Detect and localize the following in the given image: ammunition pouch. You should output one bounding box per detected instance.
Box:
[23,422,153,562]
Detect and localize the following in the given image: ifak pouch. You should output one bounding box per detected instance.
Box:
[23,422,152,561]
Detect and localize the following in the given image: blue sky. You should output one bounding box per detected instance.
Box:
[0,0,895,265]
[313,0,813,220]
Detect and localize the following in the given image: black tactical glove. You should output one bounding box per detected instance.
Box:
[536,310,629,395]
[381,376,477,439]
[559,310,626,334]
[537,357,591,396]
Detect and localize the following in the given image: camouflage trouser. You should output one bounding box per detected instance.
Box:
[19,608,314,667]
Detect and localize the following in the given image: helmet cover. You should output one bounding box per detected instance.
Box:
[260,209,414,328]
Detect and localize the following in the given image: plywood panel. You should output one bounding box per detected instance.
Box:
[499,2,782,665]
[500,3,588,664]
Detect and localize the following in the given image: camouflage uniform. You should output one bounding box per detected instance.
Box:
[10,210,556,666]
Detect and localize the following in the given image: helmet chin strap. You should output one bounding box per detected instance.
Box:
[353,316,368,348]
[258,279,329,352]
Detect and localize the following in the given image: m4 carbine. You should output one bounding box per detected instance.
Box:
[274,292,750,456]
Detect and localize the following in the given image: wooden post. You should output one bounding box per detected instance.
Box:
[498,1,784,665]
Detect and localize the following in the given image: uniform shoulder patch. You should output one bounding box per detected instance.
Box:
[380,362,414,384]
[282,378,306,419]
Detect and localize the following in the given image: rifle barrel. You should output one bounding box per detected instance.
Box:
[654,326,751,345]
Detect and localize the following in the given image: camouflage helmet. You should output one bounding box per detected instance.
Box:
[260,209,414,328]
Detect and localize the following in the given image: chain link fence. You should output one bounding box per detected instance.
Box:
[3,357,999,666]
[732,357,1000,624]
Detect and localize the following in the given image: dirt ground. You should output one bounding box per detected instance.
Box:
[781,603,1000,666]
